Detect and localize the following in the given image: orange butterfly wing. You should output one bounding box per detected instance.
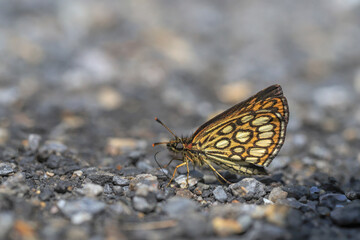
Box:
[190,84,289,174]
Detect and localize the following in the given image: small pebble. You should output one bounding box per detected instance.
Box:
[0,163,15,176]
[113,186,123,195]
[72,170,83,177]
[113,176,130,186]
[247,221,288,240]
[55,181,70,193]
[319,193,349,209]
[132,193,157,213]
[283,185,309,200]
[130,174,158,192]
[269,187,288,203]
[317,206,331,217]
[229,178,266,200]
[202,189,212,198]
[276,198,304,209]
[330,202,360,226]
[88,172,114,186]
[163,197,198,218]
[57,198,106,224]
[176,189,194,199]
[39,141,68,154]
[309,186,321,200]
[263,198,274,205]
[45,155,62,169]
[77,183,103,197]
[103,184,113,194]
[346,191,360,200]
[28,134,42,151]
[175,175,198,188]
[213,186,228,203]
[1,173,29,196]
[109,202,132,215]
[39,188,55,201]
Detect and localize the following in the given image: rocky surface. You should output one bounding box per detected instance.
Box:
[1,1,360,240]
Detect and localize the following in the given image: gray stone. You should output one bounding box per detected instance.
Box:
[0,173,29,196]
[132,192,157,213]
[319,193,349,209]
[28,134,42,151]
[0,163,15,176]
[112,176,129,186]
[330,202,360,226]
[269,187,288,203]
[317,206,331,217]
[57,198,106,224]
[213,186,227,203]
[110,202,132,215]
[88,172,114,185]
[0,212,14,239]
[247,221,289,240]
[276,198,304,209]
[263,198,274,205]
[346,191,360,200]
[39,141,68,154]
[163,197,198,218]
[229,178,266,200]
[45,155,62,169]
[309,186,321,200]
[175,175,198,188]
[39,188,54,201]
[283,185,309,199]
[130,174,159,192]
[113,186,124,195]
[77,183,103,197]
[103,184,113,194]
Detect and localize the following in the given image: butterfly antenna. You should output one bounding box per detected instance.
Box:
[154,151,170,179]
[154,117,178,139]
[152,141,168,147]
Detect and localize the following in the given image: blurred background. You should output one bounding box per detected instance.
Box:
[0,0,360,178]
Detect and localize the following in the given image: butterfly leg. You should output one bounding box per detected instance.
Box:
[183,155,192,187]
[203,160,231,185]
[163,158,176,168]
[167,162,186,187]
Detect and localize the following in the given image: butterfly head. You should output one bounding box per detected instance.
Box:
[167,139,184,153]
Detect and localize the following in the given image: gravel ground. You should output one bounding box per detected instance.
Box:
[1,1,360,240]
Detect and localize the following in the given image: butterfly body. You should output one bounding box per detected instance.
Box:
[154,84,289,186]
[166,138,205,167]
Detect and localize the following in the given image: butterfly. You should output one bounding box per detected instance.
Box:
[153,84,289,187]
